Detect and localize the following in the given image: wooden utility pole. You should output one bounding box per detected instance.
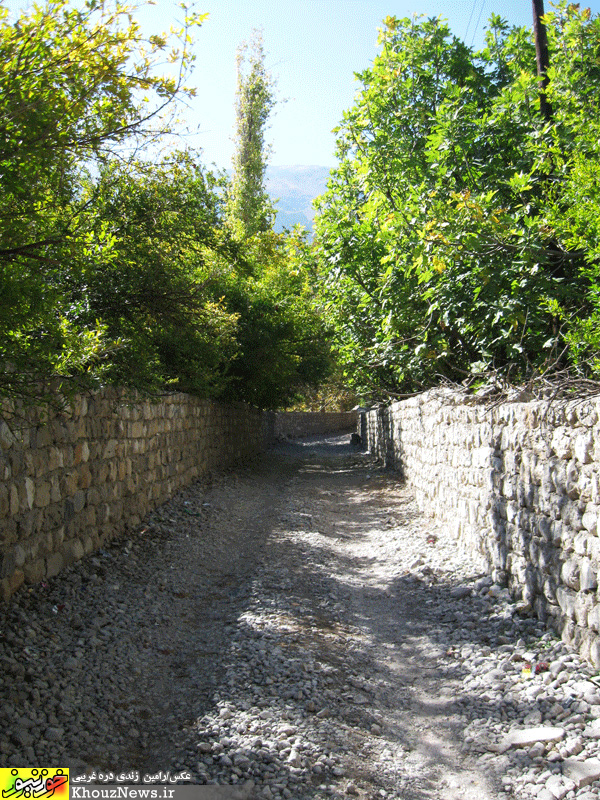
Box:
[532,0,553,120]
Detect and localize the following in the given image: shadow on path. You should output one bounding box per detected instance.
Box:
[0,433,546,800]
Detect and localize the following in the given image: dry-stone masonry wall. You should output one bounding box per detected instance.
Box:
[361,390,600,667]
[0,389,274,602]
[274,410,356,439]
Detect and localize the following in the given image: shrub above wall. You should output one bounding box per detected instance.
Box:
[361,390,600,667]
[0,389,275,602]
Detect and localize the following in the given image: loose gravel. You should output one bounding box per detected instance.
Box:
[2,435,600,799]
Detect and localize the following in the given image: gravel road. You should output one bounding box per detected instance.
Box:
[2,435,600,799]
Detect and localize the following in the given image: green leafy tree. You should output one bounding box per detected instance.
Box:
[226,29,275,238]
[0,0,331,408]
[218,30,331,407]
[541,5,600,373]
[80,152,240,396]
[0,0,204,399]
[83,150,331,407]
[313,8,598,400]
[208,229,332,408]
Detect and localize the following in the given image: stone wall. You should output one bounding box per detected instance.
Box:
[0,390,274,601]
[361,390,600,667]
[274,411,356,439]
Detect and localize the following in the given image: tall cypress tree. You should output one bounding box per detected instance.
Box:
[226,29,275,237]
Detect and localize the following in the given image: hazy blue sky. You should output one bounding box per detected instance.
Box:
[5,0,600,169]
[166,0,534,168]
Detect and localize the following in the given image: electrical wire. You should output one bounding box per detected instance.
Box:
[464,0,478,43]
[471,0,487,47]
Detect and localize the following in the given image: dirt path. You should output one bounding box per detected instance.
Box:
[93,434,503,798]
[216,435,501,800]
[2,434,550,798]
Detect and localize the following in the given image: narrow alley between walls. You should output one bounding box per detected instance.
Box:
[2,436,600,799]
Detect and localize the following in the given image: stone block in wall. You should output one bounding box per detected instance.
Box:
[575,593,594,627]
[130,421,145,438]
[49,475,61,505]
[0,419,15,451]
[43,504,63,533]
[552,428,573,460]
[530,540,553,573]
[575,432,594,465]
[593,473,600,505]
[102,439,119,459]
[34,481,51,508]
[583,508,598,535]
[502,476,516,500]
[575,628,595,665]
[84,506,97,529]
[72,490,86,514]
[0,482,10,519]
[1,569,24,602]
[549,519,564,546]
[19,478,35,513]
[561,500,584,532]
[61,471,79,497]
[518,481,536,509]
[588,636,600,670]
[23,559,44,584]
[73,441,90,465]
[0,450,13,481]
[561,558,581,591]
[1,549,19,580]
[533,593,550,622]
[580,559,598,592]
[577,466,596,504]
[46,552,64,578]
[565,461,580,500]
[52,526,65,551]
[111,501,124,523]
[34,425,54,449]
[83,535,95,555]
[524,567,539,604]
[588,537,600,563]
[543,576,558,604]
[62,539,85,565]
[588,605,600,633]
[557,586,578,622]
[506,501,519,523]
[574,532,590,556]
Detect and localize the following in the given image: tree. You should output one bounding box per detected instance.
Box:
[0,1,331,408]
[197,227,331,409]
[312,8,599,401]
[532,0,552,120]
[226,29,275,238]
[0,0,204,400]
[80,152,240,396]
[218,30,332,406]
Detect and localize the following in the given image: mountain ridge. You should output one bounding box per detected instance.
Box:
[265,164,331,232]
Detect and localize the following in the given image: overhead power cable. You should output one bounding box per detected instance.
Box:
[471,0,487,48]
[464,0,478,43]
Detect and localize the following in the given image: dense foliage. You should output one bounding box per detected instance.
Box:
[312,5,600,400]
[0,0,330,408]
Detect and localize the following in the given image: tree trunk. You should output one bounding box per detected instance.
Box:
[532,0,553,121]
